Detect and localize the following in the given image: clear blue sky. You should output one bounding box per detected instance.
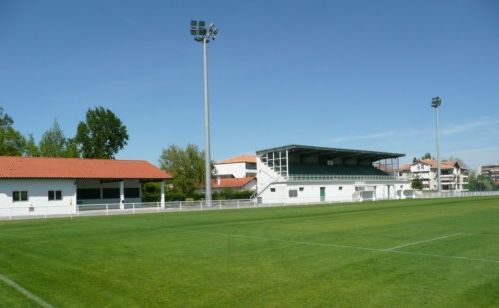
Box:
[1,0,498,169]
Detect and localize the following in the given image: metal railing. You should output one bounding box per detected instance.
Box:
[1,191,499,221]
[286,174,399,181]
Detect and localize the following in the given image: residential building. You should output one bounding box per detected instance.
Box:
[212,155,257,192]
[214,155,257,179]
[409,159,469,191]
[479,164,499,185]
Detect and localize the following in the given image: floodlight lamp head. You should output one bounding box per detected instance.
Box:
[189,20,218,43]
[431,96,442,108]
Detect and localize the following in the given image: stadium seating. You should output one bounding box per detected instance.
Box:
[288,163,387,176]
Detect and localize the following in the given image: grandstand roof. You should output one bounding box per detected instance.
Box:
[256,145,404,161]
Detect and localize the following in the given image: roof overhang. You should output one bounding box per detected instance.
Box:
[256,144,404,161]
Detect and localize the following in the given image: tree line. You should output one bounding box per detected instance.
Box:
[0,106,128,159]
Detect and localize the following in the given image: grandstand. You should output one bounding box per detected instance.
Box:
[256,145,413,203]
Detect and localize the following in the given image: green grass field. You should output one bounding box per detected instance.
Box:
[1,197,499,307]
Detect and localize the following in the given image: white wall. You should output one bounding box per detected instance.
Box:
[0,179,76,216]
[258,181,411,204]
[215,162,256,178]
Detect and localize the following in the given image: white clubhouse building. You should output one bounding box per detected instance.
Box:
[0,156,171,217]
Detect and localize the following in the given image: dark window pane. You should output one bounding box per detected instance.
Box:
[124,188,140,198]
[13,191,19,201]
[48,191,54,200]
[103,188,120,199]
[21,191,28,201]
[56,191,62,200]
[77,189,101,200]
[289,190,298,198]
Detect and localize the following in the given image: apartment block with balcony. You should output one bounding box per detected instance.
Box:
[409,159,469,191]
[479,164,499,185]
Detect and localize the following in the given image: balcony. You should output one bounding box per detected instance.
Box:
[286,174,400,182]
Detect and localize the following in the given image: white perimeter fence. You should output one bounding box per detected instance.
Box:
[1,191,499,221]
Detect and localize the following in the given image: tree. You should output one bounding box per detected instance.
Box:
[468,174,495,191]
[412,157,418,163]
[75,107,128,159]
[0,107,26,156]
[421,153,432,160]
[39,121,67,157]
[25,134,40,157]
[64,138,81,158]
[411,177,423,190]
[159,144,213,198]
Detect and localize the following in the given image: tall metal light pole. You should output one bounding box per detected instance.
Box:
[191,20,218,205]
[431,97,442,193]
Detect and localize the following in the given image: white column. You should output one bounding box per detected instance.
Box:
[120,180,125,210]
[160,180,165,209]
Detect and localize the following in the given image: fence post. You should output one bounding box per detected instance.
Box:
[201,201,203,211]
[180,201,182,211]
[219,200,222,209]
[133,203,135,214]
[106,204,109,215]
[77,205,80,217]
[237,200,240,209]
[9,208,12,220]
[45,207,48,219]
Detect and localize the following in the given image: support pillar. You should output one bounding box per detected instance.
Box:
[120,180,125,210]
[160,180,165,209]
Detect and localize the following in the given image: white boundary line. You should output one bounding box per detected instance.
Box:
[384,233,464,251]
[0,273,53,308]
[184,229,499,264]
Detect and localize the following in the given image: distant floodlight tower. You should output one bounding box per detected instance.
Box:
[190,20,218,206]
[431,97,442,193]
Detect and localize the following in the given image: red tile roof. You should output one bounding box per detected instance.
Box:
[211,177,256,189]
[0,156,171,179]
[217,155,256,164]
[417,159,459,170]
[399,164,411,172]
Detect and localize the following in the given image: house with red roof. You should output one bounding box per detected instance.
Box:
[0,156,171,216]
[410,159,468,191]
[212,154,257,192]
[214,155,257,179]
[211,177,256,191]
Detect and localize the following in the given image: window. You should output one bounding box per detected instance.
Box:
[246,163,257,170]
[48,190,62,201]
[338,186,343,191]
[125,188,140,198]
[77,188,101,200]
[289,189,298,198]
[299,187,304,191]
[270,188,276,192]
[103,188,120,199]
[13,191,28,202]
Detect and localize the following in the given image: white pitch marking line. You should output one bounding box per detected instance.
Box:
[384,233,464,251]
[184,229,499,264]
[0,273,53,308]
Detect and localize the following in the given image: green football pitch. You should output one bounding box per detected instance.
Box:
[1,197,499,307]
